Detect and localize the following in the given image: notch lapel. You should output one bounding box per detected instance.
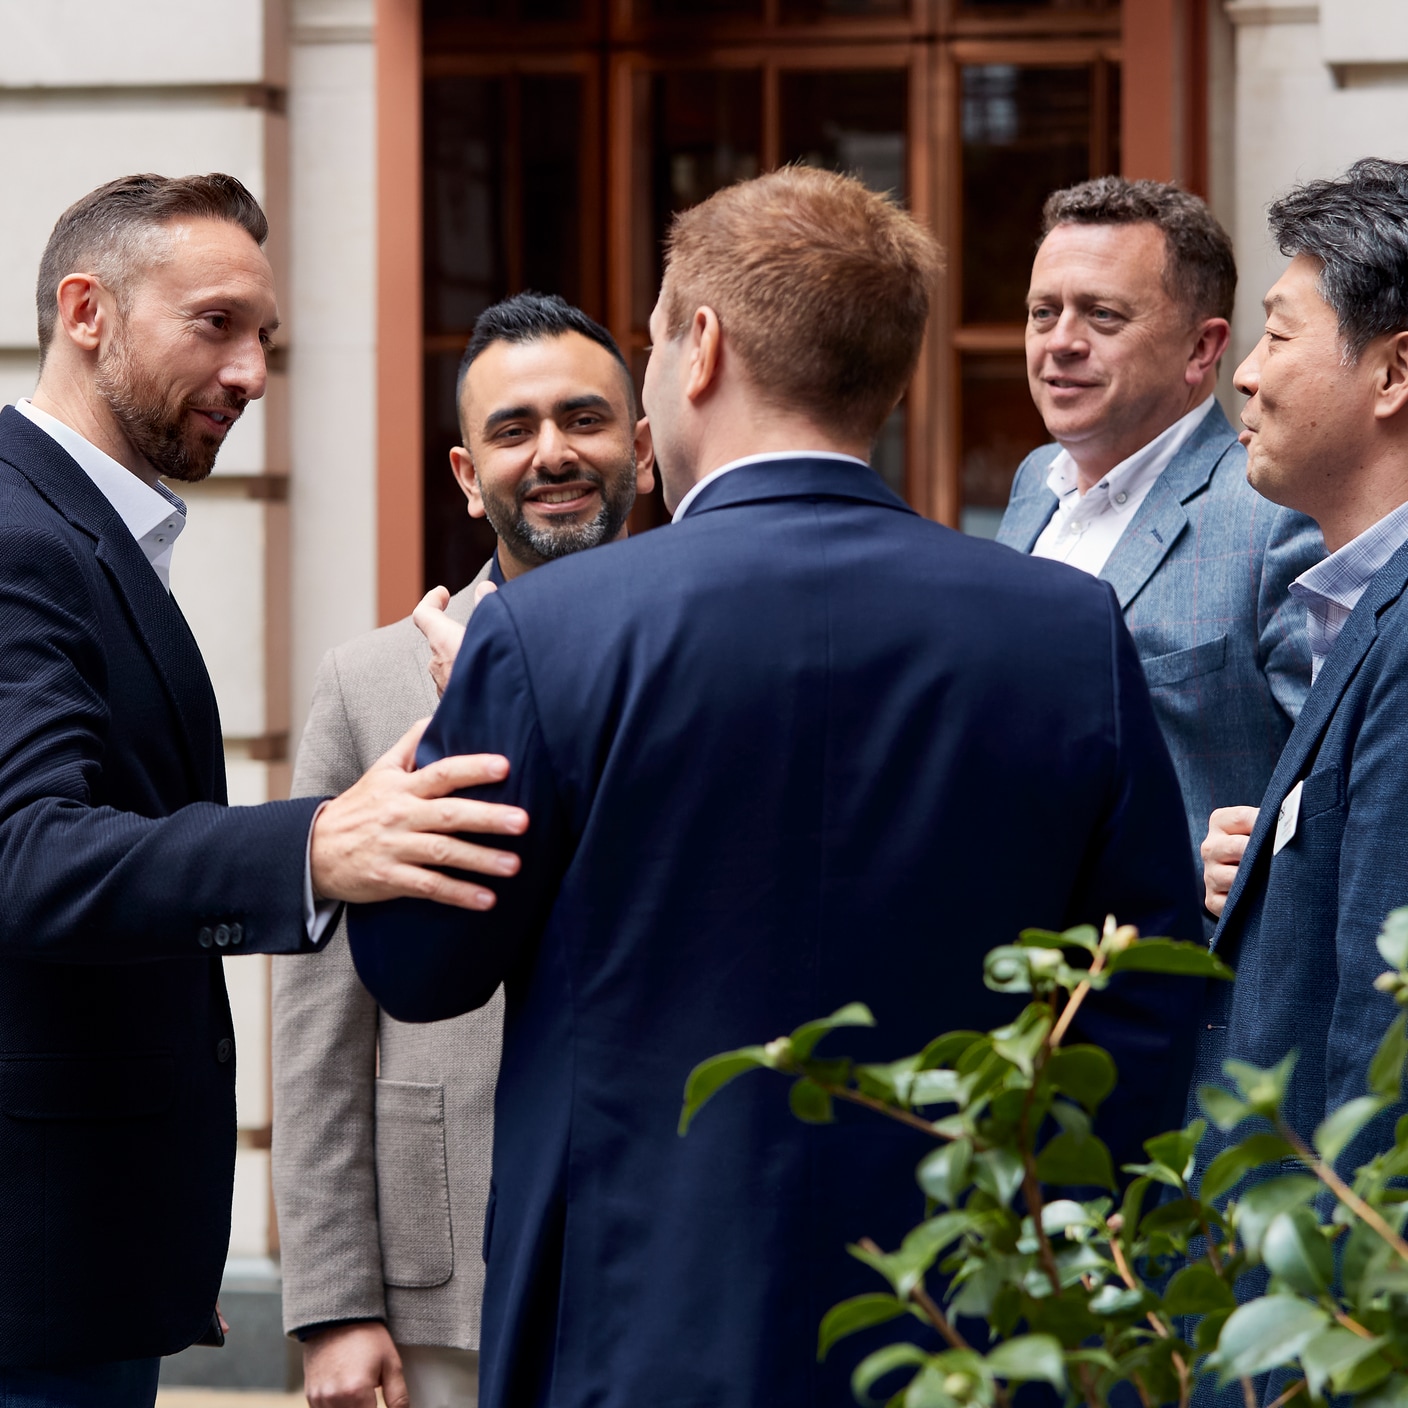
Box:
[1098,405,1236,610]
[1210,542,1408,950]
[994,448,1059,554]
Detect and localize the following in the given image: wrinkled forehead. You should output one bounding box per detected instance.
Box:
[123,217,277,319]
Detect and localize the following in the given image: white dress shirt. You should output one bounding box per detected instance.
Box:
[672,450,871,523]
[1289,497,1408,682]
[1031,396,1217,577]
[13,397,335,943]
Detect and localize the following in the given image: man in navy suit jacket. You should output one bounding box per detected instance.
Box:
[1191,159,1408,1180]
[349,167,1203,1408]
[0,175,523,1407]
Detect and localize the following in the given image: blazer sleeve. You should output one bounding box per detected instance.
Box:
[348,591,571,1022]
[1067,585,1206,1169]
[1258,506,1323,725]
[0,522,321,962]
[273,648,387,1333]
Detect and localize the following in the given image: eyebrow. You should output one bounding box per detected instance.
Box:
[482,393,614,432]
[1263,293,1287,315]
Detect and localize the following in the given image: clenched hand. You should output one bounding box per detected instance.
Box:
[1201,805,1258,918]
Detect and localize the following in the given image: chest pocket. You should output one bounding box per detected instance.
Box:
[1142,633,1228,689]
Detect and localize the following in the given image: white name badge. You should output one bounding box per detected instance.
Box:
[1273,780,1304,856]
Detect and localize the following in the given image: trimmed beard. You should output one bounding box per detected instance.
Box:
[480,457,637,567]
[93,328,244,483]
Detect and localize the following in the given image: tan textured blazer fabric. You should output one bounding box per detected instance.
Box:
[272,564,503,1349]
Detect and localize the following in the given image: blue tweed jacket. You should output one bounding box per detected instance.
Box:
[996,402,1324,873]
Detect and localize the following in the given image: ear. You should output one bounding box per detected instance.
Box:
[449,445,486,519]
[1186,317,1232,385]
[632,415,656,497]
[53,273,109,354]
[683,307,723,403]
[1374,330,1408,423]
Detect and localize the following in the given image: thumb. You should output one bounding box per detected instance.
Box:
[473,578,499,605]
[380,717,431,772]
[382,1353,412,1408]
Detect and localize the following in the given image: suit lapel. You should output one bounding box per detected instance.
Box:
[994,449,1059,554]
[1211,541,1408,950]
[0,409,220,793]
[1098,405,1236,610]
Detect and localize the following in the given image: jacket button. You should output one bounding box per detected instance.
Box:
[214,924,231,948]
[197,927,213,949]
[229,922,243,947]
[216,1039,234,1064]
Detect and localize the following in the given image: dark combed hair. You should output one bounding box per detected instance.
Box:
[456,293,635,421]
[1041,176,1237,324]
[1268,158,1408,362]
[36,172,268,364]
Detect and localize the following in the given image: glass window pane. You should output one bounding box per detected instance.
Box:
[424,0,585,22]
[960,354,1048,537]
[779,69,907,200]
[960,64,1092,325]
[633,69,763,326]
[423,351,498,593]
[646,0,763,16]
[959,1,1116,10]
[781,0,907,21]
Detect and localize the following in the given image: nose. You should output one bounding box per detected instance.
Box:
[221,333,268,403]
[534,418,577,472]
[1233,344,1261,399]
[1044,307,1086,359]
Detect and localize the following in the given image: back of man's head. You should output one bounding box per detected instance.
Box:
[36,173,268,370]
[1267,158,1408,362]
[456,292,636,432]
[661,166,942,442]
[1040,176,1236,325]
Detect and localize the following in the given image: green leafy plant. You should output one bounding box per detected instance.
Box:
[680,911,1408,1408]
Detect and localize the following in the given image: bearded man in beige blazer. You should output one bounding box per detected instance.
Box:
[272,292,654,1408]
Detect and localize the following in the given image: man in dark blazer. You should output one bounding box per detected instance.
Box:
[997,179,1322,893]
[1191,159,1408,1179]
[349,167,1203,1408]
[0,174,523,1407]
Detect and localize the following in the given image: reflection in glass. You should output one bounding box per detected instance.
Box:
[634,70,763,326]
[960,64,1095,325]
[960,354,1048,537]
[781,0,906,20]
[647,0,762,13]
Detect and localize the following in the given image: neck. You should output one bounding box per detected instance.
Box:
[685,408,869,490]
[1066,388,1212,495]
[30,362,157,487]
[1314,455,1408,553]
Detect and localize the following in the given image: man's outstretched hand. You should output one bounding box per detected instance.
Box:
[414,584,493,697]
[310,718,526,911]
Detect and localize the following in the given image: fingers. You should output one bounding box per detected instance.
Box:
[473,578,499,604]
[412,585,451,624]
[411,752,515,803]
[383,1360,412,1408]
[383,863,500,910]
[380,718,431,772]
[1208,804,1258,838]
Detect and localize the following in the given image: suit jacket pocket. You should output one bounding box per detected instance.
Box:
[374,1078,454,1288]
[1141,634,1228,689]
[0,1053,174,1120]
[1298,764,1344,820]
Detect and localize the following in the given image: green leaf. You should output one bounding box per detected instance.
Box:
[1047,1045,1118,1112]
[1299,1325,1389,1400]
[1195,1308,1233,1353]
[790,1003,876,1061]
[789,1078,834,1124]
[1233,1174,1319,1259]
[1144,1121,1206,1182]
[1225,1052,1298,1117]
[1262,1205,1334,1295]
[985,946,1039,994]
[678,1046,770,1134]
[1371,1013,1408,1099]
[973,1147,1025,1206]
[1161,1263,1236,1315]
[1207,1294,1330,1386]
[1088,1284,1147,1316]
[1035,1131,1116,1190]
[1199,1084,1252,1131]
[1103,937,1235,980]
[991,1008,1053,1077]
[909,1069,964,1107]
[1199,1132,1293,1202]
[917,1139,972,1208]
[1378,908,1408,971]
[852,1343,928,1406]
[817,1293,912,1361]
[1050,1100,1091,1140]
[916,1032,984,1070]
[1315,1094,1389,1165]
[1020,924,1099,953]
[984,1334,1066,1388]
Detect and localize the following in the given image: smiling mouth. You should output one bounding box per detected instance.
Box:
[524,482,598,512]
[1044,378,1098,390]
[191,407,240,432]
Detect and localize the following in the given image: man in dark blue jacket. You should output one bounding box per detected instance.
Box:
[0,174,522,1407]
[349,166,1203,1408]
[1191,159,1408,1178]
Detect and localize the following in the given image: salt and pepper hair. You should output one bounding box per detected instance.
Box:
[1040,176,1237,325]
[1267,158,1408,363]
[456,292,637,430]
[35,173,268,369]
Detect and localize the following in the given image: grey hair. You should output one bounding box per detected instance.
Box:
[36,173,268,368]
[1267,158,1408,362]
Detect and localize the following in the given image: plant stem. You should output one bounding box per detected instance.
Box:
[1049,946,1109,1050]
[1280,1124,1408,1266]
[825,1084,957,1140]
[1264,1380,1306,1408]
[1331,1306,1377,1341]
[1241,1376,1258,1408]
[1019,1090,1063,1296]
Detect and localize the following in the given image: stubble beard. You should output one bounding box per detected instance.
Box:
[94,328,244,484]
[482,457,638,567]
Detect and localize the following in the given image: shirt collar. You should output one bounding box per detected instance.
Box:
[15,398,186,591]
[1044,396,1216,511]
[671,451,871,523]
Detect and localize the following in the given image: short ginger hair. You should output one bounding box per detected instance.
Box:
[661,166,943,441]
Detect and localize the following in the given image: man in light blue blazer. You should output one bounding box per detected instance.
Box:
[997,178,1322,889]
